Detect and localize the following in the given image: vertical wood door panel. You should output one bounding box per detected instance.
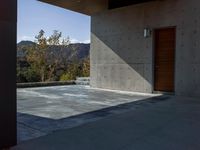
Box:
[154,28,175,92]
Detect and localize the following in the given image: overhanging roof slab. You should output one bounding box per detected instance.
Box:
[39,0,158,16]
[39,0,108,15]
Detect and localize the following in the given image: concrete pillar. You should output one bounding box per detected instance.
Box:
[0,0,17,148]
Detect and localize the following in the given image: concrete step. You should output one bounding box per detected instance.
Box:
[75,77,90,85]
[76,77,90,81]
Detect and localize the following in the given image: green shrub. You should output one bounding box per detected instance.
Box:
[60,73,73,81]
[25,67,40,82]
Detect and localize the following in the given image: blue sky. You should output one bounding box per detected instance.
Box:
[17,0,91,43]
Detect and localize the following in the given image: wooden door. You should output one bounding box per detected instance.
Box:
[154,28,175,92]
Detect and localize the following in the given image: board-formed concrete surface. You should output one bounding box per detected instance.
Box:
[17,85,158,142]
[90,0,200,97]
[14,93,200,150]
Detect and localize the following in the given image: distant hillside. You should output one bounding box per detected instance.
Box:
[17,41,90,61]
[17,41,36,47]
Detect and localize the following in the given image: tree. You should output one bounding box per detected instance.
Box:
[17,29,90,83]
[48,30,62,45]
[46,30,70,81]
[82,56,90,77]
[26,30,70,82]
[60,63,81,81]
[26,30,47,82]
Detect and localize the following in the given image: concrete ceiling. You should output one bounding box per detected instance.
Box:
[39,0,157,15]
[39,0,108,16]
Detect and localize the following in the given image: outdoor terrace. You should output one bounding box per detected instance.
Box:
[15,85,200,150]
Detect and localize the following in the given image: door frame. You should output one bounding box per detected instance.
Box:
[152,26,177,94]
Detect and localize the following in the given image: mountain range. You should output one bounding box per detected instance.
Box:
[17,41,90,61]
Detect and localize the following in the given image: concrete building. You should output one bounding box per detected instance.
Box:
[41,0,200,97]
[0,0,200,148]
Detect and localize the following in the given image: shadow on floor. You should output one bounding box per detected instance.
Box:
[17,95,171,142]
[14,95,200,150]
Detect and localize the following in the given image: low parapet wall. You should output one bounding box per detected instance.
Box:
[17,81,76,88]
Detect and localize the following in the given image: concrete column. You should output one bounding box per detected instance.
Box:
[0,0,17,148]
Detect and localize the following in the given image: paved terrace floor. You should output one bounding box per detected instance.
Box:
[15,85,200,150]
[17,85,157,142]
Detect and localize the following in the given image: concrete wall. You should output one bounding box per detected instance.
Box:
[90,0,200,97]
[0,0,17,148]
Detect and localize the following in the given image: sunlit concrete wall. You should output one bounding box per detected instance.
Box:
[90,0,200,97]
[0,0,17,148]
